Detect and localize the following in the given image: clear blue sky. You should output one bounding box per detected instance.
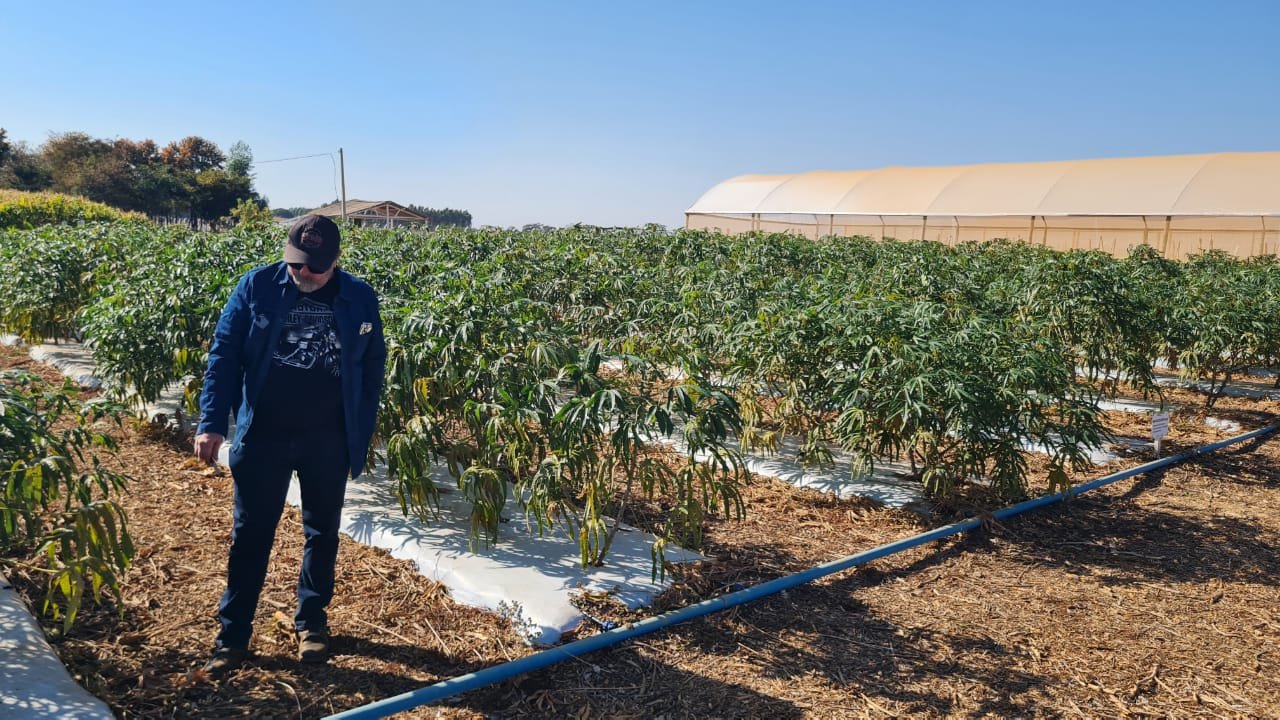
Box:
[3,1,1276,228]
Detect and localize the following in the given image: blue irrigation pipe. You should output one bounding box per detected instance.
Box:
[326,422,1280,720]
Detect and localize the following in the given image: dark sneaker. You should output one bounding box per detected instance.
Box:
[203,646,248,677]
[298,629,330,663]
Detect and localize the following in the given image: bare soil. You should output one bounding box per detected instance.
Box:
[3,345,1278,719]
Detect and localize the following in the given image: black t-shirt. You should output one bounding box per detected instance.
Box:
[249,277,344,437]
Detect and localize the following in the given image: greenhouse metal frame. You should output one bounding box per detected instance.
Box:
[686,152,1280,258]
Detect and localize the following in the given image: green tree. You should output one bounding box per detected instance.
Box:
[226,141,253,178]
[407,204,472,228]
[40,132,136,207]
[0,129,52,190]
[228,197,274,227]
[158,136,261,227]
[194,168,253,228]
[131,163,185,218]
[110,138,172,216]
[159,135,226,172]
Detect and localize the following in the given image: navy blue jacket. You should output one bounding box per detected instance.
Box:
[197,262,387,478]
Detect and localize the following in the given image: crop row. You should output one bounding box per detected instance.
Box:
[3,221,1278,566]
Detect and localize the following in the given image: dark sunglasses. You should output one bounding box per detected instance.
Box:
[287,261,330,273]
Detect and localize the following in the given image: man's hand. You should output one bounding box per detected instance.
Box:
[194,432,225,465]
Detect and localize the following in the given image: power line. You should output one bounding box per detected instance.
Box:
[251,150,341,205]
[252,152,334,164]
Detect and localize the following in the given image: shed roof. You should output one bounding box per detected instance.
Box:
[311,200,427,221]
[687,152,1280,218]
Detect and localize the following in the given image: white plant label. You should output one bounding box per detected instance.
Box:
[1152,412,1170,441]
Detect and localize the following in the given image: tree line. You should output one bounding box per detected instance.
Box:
[274,202,472,229]
[1,128,474,230]
[405,204,471,229]
[0,128,261,228]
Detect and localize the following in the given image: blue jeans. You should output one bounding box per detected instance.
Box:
[216,431,349,649]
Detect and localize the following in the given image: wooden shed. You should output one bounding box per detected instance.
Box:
[311,200,427,228]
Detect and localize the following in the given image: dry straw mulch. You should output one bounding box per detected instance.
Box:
[3,345,1278,718]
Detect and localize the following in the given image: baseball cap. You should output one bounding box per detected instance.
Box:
[285,214,341,271]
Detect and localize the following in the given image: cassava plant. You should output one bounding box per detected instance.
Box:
[0,370,134,630]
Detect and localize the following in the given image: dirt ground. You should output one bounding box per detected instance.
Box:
[3,344,1278,719]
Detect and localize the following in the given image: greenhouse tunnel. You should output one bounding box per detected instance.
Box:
[686,151,1280,258]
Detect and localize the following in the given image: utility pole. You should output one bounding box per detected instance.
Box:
[339,147,347,220]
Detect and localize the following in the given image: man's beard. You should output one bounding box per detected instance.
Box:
[295,277,324,292]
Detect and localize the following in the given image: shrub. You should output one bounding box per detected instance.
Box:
[0,370,134,630]
[0,189,144,229]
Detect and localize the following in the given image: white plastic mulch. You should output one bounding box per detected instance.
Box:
[0,572,114,719]
[1154,375,1280,400]
[672,433,926,510]
[26,343,103,390]
[1205,417,1244,432]
[256,453,702,646]
[1096,397,1172,414]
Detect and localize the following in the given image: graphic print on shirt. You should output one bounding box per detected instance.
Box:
[274,298,342,377]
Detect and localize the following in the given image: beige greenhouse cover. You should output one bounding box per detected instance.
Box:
[686,152,1280,258]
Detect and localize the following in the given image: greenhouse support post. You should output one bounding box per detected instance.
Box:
[326,422,1280,720]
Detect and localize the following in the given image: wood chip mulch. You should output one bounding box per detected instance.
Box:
[3,344,1278,719]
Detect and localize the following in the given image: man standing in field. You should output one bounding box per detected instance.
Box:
[194,214,386,676]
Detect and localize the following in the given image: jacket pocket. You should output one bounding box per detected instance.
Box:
[243,304,274,353]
